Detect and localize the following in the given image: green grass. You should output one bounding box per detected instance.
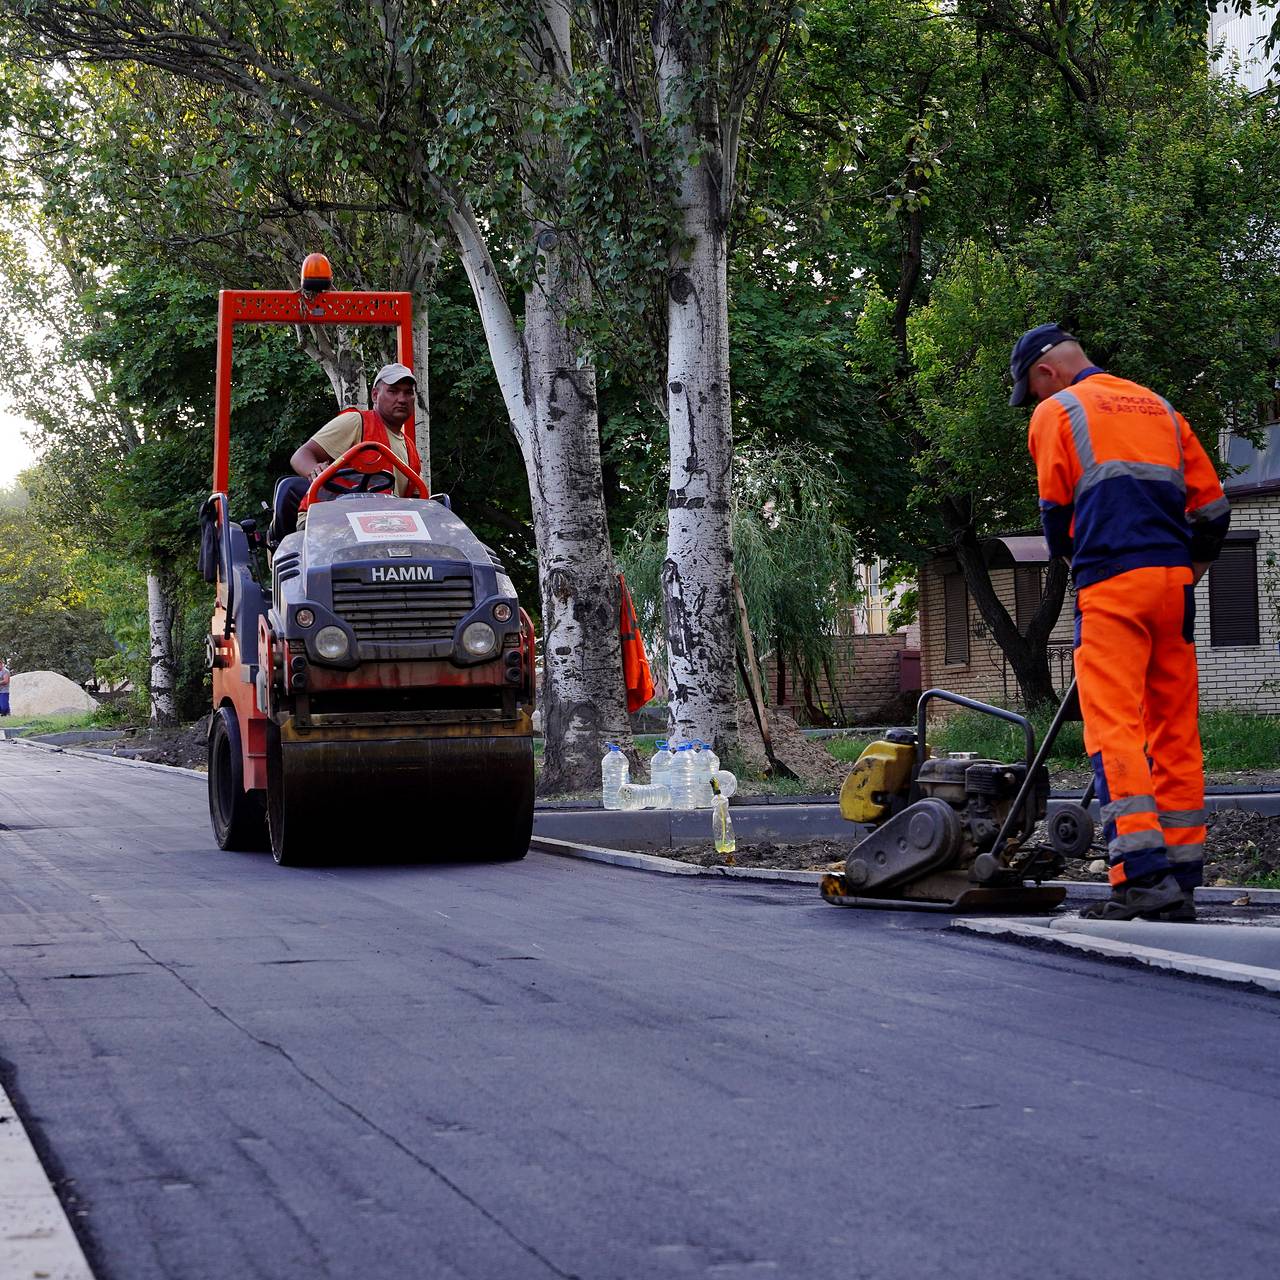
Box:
[825,735,885,763]
[1244,871,1280,890]
[910,706,1280,776]
[1198,709,1280,773]
[5,704,131,737]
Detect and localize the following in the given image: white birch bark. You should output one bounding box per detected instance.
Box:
[147,565,179,725]
[410,295,431,489]
[654,4,739,752]
[443,1,635,792]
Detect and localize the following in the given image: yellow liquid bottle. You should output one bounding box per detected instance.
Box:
[712,795,736,855]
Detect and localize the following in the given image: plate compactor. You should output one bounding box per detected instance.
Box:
[199,260,534,866]
[823,685,1095,913]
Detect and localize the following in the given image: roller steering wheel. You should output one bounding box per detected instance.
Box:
[320,467,396,497]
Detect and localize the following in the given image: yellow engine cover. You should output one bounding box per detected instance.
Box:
[838,740,920,823]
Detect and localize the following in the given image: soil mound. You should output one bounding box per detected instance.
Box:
[734,701,850,791]
[9,671,100,717]
[111,715,210,769]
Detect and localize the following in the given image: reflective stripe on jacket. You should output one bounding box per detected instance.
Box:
[1027,372,1229,588]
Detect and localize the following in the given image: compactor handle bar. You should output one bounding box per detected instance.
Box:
[302,440,431,508]
[915,689,1034,769]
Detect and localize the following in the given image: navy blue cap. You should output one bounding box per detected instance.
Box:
[1008,323,1076,407]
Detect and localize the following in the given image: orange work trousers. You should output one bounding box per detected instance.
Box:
[1074,565,1206,889]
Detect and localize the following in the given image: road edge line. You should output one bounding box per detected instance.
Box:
[0,1081,96,1279]
[953,917,1280,992]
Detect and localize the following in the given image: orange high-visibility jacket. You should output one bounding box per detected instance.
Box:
[1027,371,1230,588]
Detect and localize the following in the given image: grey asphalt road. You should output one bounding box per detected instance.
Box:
[3,741,1280,1280]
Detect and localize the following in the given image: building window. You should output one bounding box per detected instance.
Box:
[1014,566,1043,635]
[944,572,969,664]
[1209,535,1260,647]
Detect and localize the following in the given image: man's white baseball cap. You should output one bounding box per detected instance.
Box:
[373,362,416,387]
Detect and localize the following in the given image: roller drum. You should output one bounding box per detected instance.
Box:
[267,724,534,866]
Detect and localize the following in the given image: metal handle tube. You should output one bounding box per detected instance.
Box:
[915,689,1035,770]
[993,676,1081,866]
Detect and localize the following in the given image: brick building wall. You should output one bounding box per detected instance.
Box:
[919,491,1280,716]
[762,632,915,724]
[1193,491,1280,711]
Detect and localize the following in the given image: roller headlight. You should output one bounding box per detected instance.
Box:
[492,602,513,623]
[314,626,350,660]
[295,607,315,628]
[461,621,498,658]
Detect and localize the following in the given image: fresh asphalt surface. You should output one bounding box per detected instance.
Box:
[3,743,1280,1280]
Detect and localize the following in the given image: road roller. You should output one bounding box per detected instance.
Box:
[198,258,535,865]
[821,684,1096,913]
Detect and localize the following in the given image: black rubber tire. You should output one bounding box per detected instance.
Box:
[266,721,316,867]
[1048,804,1096,859]
[208,707,269,851]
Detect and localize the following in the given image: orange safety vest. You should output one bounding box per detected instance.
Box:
[349,408,423,479]
[618,575,655,714]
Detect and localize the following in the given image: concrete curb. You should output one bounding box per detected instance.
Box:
[954,917,1280,993]
[0,1082,95,1279]
[5,737,207,781]
[530,837,826,885]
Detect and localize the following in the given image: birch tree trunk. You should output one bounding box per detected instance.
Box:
[654,4,739,753]
[147,563,180,725]
[410,294,431,489]
[442,0,634,793]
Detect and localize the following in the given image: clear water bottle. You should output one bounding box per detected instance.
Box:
[650,739,673,789]
[669,743,700,810]
[712,795,736,855]
[601,742,628,810]
[716,768,737,860]
[618,782,672,810]
[696,740,721,775]
[711,769,737,799]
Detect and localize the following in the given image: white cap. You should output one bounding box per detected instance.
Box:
[373,362,416,388]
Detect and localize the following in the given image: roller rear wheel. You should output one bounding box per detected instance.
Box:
[208,707,269,851]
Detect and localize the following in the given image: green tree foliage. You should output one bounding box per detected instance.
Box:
[769,0,1280,706]
[0,502,114,680]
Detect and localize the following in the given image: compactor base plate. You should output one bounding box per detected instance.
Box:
[820,873,1066,914]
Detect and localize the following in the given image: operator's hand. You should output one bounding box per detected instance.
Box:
[308,462,328,481]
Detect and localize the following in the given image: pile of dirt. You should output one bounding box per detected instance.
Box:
[734,701,850,791]
[9,671,99,717]
[110,715,211,770]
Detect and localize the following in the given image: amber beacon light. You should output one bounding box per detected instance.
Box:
[300,252,333,294]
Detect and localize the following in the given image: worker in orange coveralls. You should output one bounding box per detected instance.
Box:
[1012,324,1231,921]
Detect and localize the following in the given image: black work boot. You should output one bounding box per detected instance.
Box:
[1080,871,1188,921]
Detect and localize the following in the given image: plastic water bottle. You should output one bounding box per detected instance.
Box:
[650,739,673,789]
[618,782,672,810]
[711,769,737,799]
[696,741,721,775]
[710,771,736,854]
[712,795,736,855]
[669,743,700,810]
[602,742,628,810]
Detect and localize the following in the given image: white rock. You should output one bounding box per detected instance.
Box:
[8,671,100,717]
[1087,858,1107,876]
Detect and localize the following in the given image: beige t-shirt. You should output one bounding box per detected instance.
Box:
[311,410,413,496]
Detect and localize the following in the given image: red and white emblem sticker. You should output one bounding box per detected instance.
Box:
[346,510,432,542]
